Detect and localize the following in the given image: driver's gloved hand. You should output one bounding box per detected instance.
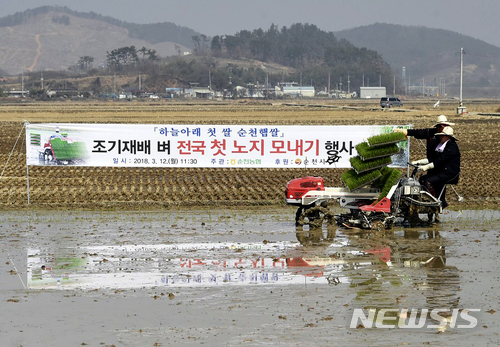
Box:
[411,158,429,165]
[418,163,434,172]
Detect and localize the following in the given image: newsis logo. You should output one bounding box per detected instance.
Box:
[350,308,480,330]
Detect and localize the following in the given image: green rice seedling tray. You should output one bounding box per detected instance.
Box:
[373,167,402,201]
[341,169,382,191]
[355,142,400,160]
[367,131,407,147]
[350,156,392,174]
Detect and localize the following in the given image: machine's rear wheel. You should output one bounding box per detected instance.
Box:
[370,221,385,233]
[296,205,334,228]
[407,203,422,227]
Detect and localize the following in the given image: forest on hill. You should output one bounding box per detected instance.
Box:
[0,7,393,95]
[199,23,392,91]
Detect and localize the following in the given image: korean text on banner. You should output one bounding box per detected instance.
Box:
[26,124,409,168]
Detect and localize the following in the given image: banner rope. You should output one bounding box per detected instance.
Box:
[0,121,26,181]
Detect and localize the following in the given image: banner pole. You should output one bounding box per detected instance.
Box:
[25,120,30,205]
[27,160,30,205]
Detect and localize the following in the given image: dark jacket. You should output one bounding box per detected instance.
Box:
[406,127,440,161]
[428,139,461,181]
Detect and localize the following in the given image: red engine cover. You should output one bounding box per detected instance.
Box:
[285,176,325,200]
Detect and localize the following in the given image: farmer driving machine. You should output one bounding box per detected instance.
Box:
[285,131,445,230]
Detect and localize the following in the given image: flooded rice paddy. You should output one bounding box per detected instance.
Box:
[0,207,499,346]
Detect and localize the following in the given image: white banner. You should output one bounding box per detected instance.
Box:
[26,123,409,168]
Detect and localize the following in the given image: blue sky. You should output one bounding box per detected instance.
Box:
[3,0,500,46]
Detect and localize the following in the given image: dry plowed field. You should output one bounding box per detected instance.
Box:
[1,100,499,209]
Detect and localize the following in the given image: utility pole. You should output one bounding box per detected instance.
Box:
[300,72,302,99]
[328,71,331,96]
[457,47,466,114]
[265,72,269,99]
[459,47,464,107]
[402,66,406,95]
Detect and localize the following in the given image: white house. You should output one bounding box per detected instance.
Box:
[360,87,386,99]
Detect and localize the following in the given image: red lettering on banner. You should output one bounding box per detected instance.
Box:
[211,139,226,156]
[270,139,319,155]
[249,139,264,156]
[232,140,248,153]
[287,140,304,155]
[178,140,206,155]
[305,139,320,155]
[270,140,286,153]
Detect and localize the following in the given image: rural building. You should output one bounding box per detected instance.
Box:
[47,88,80,98]
[186,87,213,99]
[281,86,315,98]
[165,88,182,98]
[5,90,29,97]
[360,87,386,99]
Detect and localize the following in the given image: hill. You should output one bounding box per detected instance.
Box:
[335,23,500,97]
[2,7,499,98]
[0,6,197,75]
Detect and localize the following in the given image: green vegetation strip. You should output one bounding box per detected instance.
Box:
[341,169,382,191]
[367,131,407,147]
[350,156,392,174]
[355,142,400,160]
[373,167,402,201]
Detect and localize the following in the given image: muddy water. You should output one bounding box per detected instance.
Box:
[0,208,499,346]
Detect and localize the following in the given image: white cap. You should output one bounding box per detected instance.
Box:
[434,115,455,127]
[435,126,458,140]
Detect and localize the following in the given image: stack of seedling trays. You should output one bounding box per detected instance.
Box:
[341,131,406,198]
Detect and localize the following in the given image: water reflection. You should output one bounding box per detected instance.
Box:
[302,226,462,330]
[294,226,460,306]
[26,225,461,323]
[27,242,331,289]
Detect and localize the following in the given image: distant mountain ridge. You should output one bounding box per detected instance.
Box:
[335,23,500,96]
[0,6,197,75]
[2,7,500,98]
[0,6,199,47]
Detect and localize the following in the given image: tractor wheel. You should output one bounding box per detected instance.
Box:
[407,203,422,227]
[296,205,333,228]
[44,148,52,161]
[295,207,304,227]
[370,221,385,233]
[384,218,394,230]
